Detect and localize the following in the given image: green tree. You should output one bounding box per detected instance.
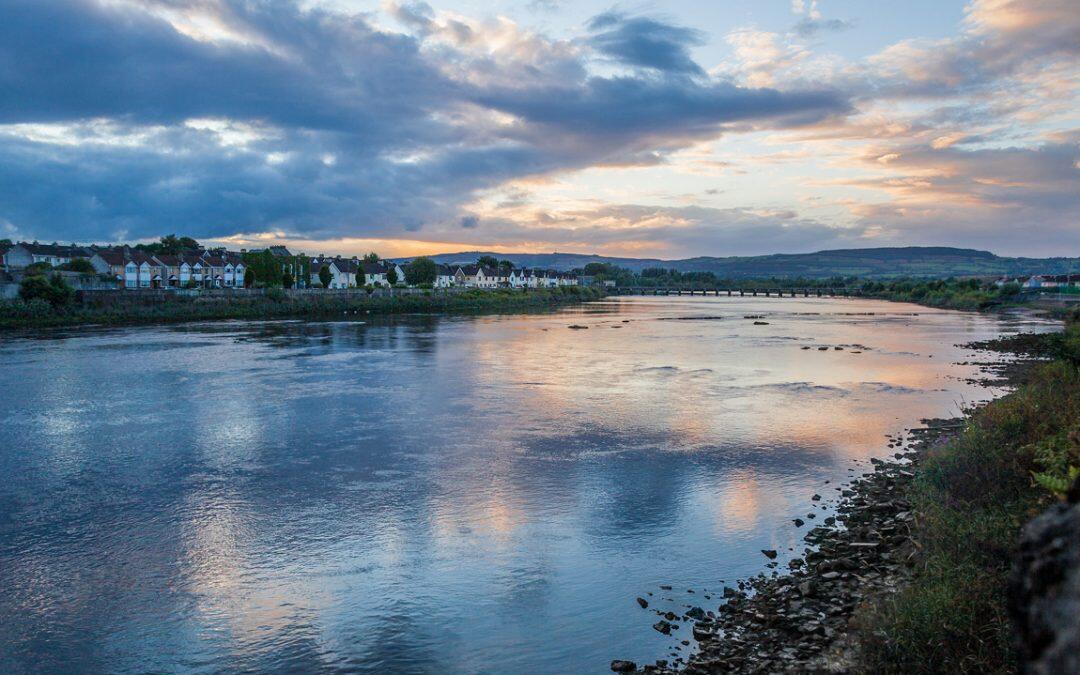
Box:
[498,259,514,274]
[386,266,399,285]
[20,274,74,308]
[242,250,282,287]
[406,257,437,285]
[318,264,333,288]
[243,267,255,288]
[154,234,199,254]
[60,258,95,274]
[363,252,380,264]
[477,255,499,269]
[282,270,294,289]
[158,234,182,254]
[25,261,53,275]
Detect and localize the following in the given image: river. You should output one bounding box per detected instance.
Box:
[0,296,1055,673]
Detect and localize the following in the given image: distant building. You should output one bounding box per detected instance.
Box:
[5,242,92,268]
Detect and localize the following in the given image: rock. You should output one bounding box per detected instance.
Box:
[687,606,706,620]
[637,597,649,609]
[653,620,672,635]
[1010,492,1080,675]
[568,325,588,329]
[660,585,672,590]
[793,518,805,527]
[762,549,778,559]
[611,660,637,672]
[693,624,714,640]
[812,494,822,501]
[818,346,829,351]
[753,321,769,325]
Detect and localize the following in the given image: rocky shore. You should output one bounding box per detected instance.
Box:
[611,332,1055,674]
[610,421,960,674]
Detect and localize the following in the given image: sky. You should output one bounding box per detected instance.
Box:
[0,0,1077,259]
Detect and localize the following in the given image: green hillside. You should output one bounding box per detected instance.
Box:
[414,247,1078,279]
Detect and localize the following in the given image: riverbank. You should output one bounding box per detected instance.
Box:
[0,286,605,329]
[612,312,1079,673]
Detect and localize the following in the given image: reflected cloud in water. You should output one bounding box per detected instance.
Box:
[0,298,1057,673]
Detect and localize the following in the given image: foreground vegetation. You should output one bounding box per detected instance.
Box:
[855,312,1080,673]
[0,286,604,329]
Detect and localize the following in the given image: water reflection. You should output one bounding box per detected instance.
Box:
[0,298,1056,673]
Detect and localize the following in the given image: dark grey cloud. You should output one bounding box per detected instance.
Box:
[587,11,705,75]
[0,0,849,243]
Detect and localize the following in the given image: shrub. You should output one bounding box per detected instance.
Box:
[59,258,96,274]
[19,274,74,308]
[858,356,1080,673]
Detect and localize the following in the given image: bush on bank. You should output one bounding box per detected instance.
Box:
[856,315,1080,673]
[0,286,605,329]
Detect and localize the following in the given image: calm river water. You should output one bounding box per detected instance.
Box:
[0,297,1054,673]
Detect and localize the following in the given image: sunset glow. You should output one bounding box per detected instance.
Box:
[0,0,1076,257]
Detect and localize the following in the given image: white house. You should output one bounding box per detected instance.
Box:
[435,264,457,288]
[224,261,238,287]
[311,258,360,288]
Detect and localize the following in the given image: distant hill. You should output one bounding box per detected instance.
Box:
[399,247,1080,279]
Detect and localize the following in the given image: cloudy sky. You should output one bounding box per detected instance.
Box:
[1,0,1077,258]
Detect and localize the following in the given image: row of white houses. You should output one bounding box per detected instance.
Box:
[305,259,581,289]
[308,257,406,289]
[0,242,581,290]
[0,242,246,288]
[432,264,579,289]
[995,274,1080,290]
[92,249,248,289]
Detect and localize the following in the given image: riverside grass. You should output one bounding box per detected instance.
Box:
[854,315,1080,674]
[0,286,605,329]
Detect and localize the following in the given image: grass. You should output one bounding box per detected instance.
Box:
[0,286,606,329]
[854,315,1080,673]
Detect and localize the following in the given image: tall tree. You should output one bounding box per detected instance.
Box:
[406,257,437,285]
[385,266,398,285]
[477,255,499,269]
[242,250,283,287]
[318,264,333,288]
[363,252,380,264]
